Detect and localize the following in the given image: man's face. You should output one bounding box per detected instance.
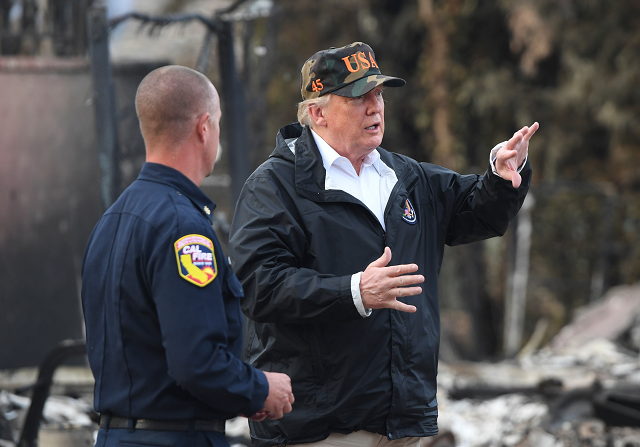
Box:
[203,87,221,176]
[322,86,385,160]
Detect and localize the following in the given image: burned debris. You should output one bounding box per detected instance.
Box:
[429,283,640,446]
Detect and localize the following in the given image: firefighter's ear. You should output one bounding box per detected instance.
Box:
[195,112,210,143]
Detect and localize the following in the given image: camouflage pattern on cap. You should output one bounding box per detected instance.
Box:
[300,42,405,100]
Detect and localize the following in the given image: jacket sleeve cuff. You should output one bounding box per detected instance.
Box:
[489,142,528,178]
[244,369,270,417]
[351,272,372,318]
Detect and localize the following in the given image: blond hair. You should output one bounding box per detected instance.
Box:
[297,95,331,127]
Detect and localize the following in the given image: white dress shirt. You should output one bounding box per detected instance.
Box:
[287,127,526,318]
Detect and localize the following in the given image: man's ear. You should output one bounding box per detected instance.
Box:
[196,112,210,143]
[308,103,327,128]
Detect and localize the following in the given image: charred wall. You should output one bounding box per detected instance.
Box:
[0,58,161,369]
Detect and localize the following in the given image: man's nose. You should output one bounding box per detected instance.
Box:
[366,92,383,113]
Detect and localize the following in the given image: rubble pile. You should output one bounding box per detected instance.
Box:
[428,284,640,447]
[0,390,96,446]
[0,391,31,446]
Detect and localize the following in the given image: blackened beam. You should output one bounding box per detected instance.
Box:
[108,12,219,33]
[18,340,87,447]
[88,7,121,210]
[217,20,251,207]
[102,1,254,210]
[106,0,252,32]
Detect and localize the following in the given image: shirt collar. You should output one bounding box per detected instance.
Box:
[137,162,216,223]
[310,128,382,175]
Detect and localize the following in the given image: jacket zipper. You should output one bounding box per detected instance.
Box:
[322,189,388,246]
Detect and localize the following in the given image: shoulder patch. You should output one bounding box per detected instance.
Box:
[402,199,417,224]
[174,234,218,287]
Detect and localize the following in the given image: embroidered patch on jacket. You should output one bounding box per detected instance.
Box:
[402,199,417,224]
[174,234,218,287]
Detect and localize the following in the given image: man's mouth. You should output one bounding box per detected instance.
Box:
[365,124,379,130]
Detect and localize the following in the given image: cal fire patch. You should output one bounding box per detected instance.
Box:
[402,199,417,224]
[174,234,218,287]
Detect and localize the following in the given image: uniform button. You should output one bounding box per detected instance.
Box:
[175,191,182,195]
[204,206,211,215]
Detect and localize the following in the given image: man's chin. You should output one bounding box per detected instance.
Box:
[202,168,215,181]
[367,135,383,148]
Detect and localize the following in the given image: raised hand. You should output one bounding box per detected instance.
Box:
[360,247,424,313]
[496,122,539,188]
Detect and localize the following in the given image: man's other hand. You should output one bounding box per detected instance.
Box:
[360,247,424,313]
[244,409,269,421]
[496,122,539,188]
[262,371,295,419]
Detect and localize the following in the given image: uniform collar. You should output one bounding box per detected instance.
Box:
[137,162,216,223]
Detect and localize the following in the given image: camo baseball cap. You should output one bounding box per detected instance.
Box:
[300,42,405,100]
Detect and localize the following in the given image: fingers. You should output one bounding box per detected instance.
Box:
[505,131,523,152]
[389,273,424,288]
[497,147,517,160]
[511,171,522,188]
[389,263,420,277]
[263,372,294,420]
[375,284,423,313]
[366,248,418,277]
[496,147,518,173]
[508,122,539,147]
[267,395,293,420]
[249,410,268,421]
[524,122,539,141]
[369,246,392,268]
[495,160,520,187]
[361,252,424,312]
[390,300,417,313]
[268,401,292,419]
[495,122,538,188]
[390,284,423,296]
[497,148,517,162]
[515,122,539,144]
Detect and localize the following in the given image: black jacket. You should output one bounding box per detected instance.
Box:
[229,123,531,446]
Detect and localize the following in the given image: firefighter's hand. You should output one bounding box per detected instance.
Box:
[263,371,294,419]
[360,247,424,313]
[243,409,269,421]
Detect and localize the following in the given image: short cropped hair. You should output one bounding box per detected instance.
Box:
[135,65,217,144]
[297,95,331,127]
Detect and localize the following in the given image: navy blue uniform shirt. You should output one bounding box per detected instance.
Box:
[81,162,269,421]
